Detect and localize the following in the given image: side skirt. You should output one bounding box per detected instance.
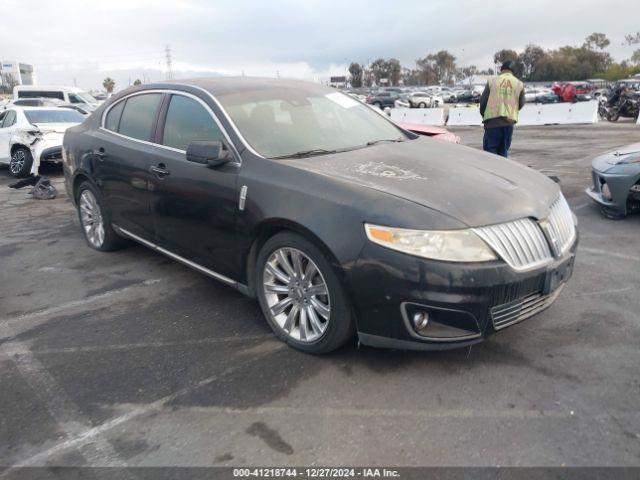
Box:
[113,224,251,296]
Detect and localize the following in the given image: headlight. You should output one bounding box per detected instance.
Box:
[365,223,497,262]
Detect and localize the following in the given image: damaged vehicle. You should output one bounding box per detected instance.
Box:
[586,143,640,218]
[0,107,85,177]
[398,123,460,143]
[63,78,578,354]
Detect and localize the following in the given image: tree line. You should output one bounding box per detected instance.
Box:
[347,32,640,87]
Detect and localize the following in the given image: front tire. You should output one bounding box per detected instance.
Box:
[256,232,354,354]
[76,181,127,251]
[9,147,33,178]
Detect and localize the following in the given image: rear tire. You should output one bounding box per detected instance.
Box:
[418,102,426,108]
[76,181,127,251]
[9,147,33,178]
[255,232,354,354]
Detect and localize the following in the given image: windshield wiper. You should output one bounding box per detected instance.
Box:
[270,148,338,159]
[366,138,405,146]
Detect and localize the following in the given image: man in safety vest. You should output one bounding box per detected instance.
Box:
[479,60,525,158]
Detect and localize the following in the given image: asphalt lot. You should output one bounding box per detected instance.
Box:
[1,121,639,468]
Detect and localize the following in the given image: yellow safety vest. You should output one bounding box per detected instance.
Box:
[483,72,524,123]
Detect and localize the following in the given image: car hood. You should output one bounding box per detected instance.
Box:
[592,142,640,172]
[286,138,560,227]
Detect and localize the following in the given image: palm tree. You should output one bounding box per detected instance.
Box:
[102,77,115,94]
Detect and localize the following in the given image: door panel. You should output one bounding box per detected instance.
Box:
[149,92,241,279]
[0,111,16,161]
[149,146,240,279]
[91,129,155,237]
[91,92,163,238]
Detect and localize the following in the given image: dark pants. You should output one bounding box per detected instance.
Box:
[483,125,514,158]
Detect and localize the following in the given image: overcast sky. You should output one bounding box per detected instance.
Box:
[3,0,639,91]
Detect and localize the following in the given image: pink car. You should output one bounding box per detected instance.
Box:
[399,123,460,143]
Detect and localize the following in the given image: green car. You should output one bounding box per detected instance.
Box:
[586,142,640,218]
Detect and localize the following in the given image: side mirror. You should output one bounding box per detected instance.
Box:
[186,140,231,168]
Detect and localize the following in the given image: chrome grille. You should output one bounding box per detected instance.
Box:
[473,194,576,271]
[542,195,576,257]
[490,285,564,330]
[474,218,552,271]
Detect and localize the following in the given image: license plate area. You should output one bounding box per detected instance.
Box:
[543,256,574,295]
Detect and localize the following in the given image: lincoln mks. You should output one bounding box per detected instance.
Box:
[63,78,578,354]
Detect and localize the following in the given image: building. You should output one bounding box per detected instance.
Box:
[0,61,35,92]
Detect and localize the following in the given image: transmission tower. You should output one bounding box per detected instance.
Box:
[165,44,173,80]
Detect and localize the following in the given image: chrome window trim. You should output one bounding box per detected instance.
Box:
[185,84,408,159]
[113,225,237,286]
[184,84,266,159]
[99,89,241,165]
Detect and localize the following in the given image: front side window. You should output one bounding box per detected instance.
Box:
[218,87,407,158]
[117,93,162,141]
[162,95,222,151]
[2,110,16,128]
[23,109,84,124]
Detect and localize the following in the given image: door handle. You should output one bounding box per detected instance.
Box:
[150,164,170,178]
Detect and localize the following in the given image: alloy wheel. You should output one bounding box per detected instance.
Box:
[262,247,331,342]
[79,189,105,248]
[10,150,25,175]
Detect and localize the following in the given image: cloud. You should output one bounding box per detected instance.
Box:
[3,0,639,90]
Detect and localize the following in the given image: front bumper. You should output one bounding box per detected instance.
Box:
[586,167,640,216]
[350,236,578,351]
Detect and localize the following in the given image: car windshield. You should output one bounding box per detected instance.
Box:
[217,85,408,158]
[24,109,85,124]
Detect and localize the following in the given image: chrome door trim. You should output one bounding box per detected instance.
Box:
[184,84,266,159]
[113,225,237,286]
[99,89,242,165]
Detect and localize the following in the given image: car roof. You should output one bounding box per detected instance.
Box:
[160,77,332,97]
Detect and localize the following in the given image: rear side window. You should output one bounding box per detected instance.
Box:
[18,90,65,100]
[117,93,161,141]
[104,100,125,132]
[162,95,222,151]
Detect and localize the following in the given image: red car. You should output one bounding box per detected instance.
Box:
[551,82,593,103]
[399,123,460,143]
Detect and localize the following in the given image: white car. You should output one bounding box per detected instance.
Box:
[13,85,100,112]
[408,91,442,108]
[0,107,85,177]
[524,87,552,103]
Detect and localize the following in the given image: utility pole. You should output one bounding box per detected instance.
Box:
[165,44,173,80]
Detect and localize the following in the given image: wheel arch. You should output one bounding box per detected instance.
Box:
[10,142,31,156]
[243,219,347,299]
[71,171,95,203]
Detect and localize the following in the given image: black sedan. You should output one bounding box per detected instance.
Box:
[62,78,578,354]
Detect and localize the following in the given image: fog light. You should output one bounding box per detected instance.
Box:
[601,182,612,200]
[412,311,429,331]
